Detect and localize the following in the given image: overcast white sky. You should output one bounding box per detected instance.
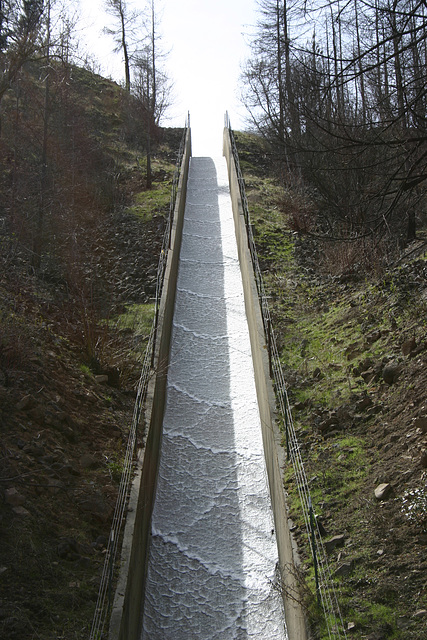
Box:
[77,0,257,156]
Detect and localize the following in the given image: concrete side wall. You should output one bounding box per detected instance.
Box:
[223,129,307,640]
[109,129,192,640]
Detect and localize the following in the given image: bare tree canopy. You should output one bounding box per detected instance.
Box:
[0,0,45,101]
[130,0,172,187]
[241,0,427,249]
[103,0,138,92]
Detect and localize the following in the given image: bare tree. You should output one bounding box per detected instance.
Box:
[104,0,137,92]
[132,0,171,188]
[32,0,51,270]
[0,0,45,131]
[241,0,427,254]
[241,0,300,161]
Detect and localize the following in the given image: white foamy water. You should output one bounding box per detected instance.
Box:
[141,157,287,639]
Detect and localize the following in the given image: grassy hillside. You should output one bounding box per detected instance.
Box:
[235,131,427,640]
[0,62,183,639]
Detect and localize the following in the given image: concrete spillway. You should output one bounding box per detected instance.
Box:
[140,157,287,639]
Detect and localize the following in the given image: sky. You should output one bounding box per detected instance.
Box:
[77,0,258,157]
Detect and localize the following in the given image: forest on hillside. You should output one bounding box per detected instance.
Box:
[242,0,427,270]
[0,4,183,639]
[3,0,426,276]
[0,0,170,276]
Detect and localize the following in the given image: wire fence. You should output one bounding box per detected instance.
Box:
[224,113,347,640]
[89,117,189,640]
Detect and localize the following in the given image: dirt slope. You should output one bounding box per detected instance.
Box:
[235,131,427,640]
[0,61,182,636]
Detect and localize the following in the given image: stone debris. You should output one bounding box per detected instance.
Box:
[334,561,353,577]
[57,538,81,561]
[374,483,392,500]
[413,610,427,618]
[382,361,401,385]
[325,534,346,555]
[16,394,33,411]
[79,454,99,470]
[365,329,381,344]
[5,487,25,507]
[12,506,30,517]
[401,337,416,356]
[414,416,427,433]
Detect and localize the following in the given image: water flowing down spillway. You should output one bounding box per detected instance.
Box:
[141,157,288,639]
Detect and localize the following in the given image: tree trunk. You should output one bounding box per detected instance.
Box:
[283,0,299,140]
[407,208,416,241]
[119,4,131,92]
[330,7,342,121]
[146,123,152,189]
[391,1,406,127]
[354,0,367,123]
[32,1,51,270]
[276,0,285,144]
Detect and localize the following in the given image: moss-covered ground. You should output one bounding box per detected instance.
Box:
[235,131,427,640]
